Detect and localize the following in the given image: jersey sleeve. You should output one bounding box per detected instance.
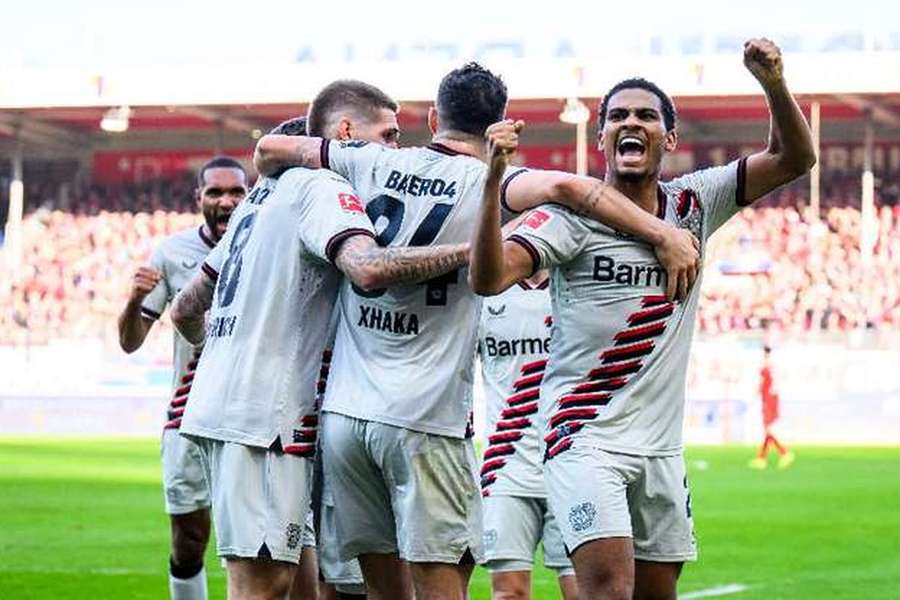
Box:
[298,174,376,263]
[202,240,226,282]
[671,158,747,238]
[507,205,588,274]
[498,167,529,223]
[140,244,170,321]
[319,139,387,190]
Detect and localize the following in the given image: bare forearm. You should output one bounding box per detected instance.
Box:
[171,276,215,345]
[558,177,668,246]
[253,135,324,176]
[117,300,152,353]
[468,172,509,294]
[763,79,815,173]
[337,236,469,291]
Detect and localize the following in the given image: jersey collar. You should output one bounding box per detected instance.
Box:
[427,142,478,158]
[517,276,550,291]
[656,186,668,219]
[198,225,216,249]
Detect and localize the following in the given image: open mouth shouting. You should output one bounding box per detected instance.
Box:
[617,135,647,164]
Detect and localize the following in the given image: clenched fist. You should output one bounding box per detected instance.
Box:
[485,119,525,175]
[129,266,161,303]
[744,38,784,88]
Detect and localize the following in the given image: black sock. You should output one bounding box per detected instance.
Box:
[170,556,204,580]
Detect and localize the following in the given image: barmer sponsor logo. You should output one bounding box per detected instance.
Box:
[483,335,550,357]
[593,255,665,288]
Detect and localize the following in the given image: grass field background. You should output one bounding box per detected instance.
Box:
[1,440,898,599]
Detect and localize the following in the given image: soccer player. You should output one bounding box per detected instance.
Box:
[171,86,471,600]
[749,345,794,469]
[117,156,248,600]
[478,264,578,599]
[468,39,815,599]
[253,63,700,600]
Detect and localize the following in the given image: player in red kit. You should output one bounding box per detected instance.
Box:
[750,346,795,469]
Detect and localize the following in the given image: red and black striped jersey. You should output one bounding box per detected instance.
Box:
[478,280,551,498]
[510,159,747,458]
[141,225,215,430]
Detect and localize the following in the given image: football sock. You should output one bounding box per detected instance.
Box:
[169,557,207,600]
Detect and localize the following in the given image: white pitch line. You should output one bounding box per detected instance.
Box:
[681,583,749,599]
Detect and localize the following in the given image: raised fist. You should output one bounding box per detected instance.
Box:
[744,38,784,87]
[129,266,162,302]
[485,119,525,174]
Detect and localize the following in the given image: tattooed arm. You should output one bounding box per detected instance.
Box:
[504,169,700,301]
[334,235,469,291]
[254,134,324,176]
[171,271,216,345]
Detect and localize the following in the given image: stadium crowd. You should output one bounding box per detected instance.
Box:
[2,173,899,346]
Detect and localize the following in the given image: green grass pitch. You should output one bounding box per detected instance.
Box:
[1,440,898,599]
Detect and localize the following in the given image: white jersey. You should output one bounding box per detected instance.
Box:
[181,168,375,449]
[478,281,551,498]
[510,159,747,458]
[141,225,216,430]
[319,139,524,438]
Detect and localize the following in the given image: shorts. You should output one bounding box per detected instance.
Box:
[482,495,574,576]
[318,501,365,588]
[302,509,316,549]
[545,446,696,562]
[310,439,365,589]
[162,428,210,515]
[193,437,313,564]
[321,412,483,564]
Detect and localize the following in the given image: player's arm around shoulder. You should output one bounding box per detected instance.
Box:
[481,123,699,300]
[469,120,536,296]
[254,134,325,176]
[742,37,816,202]
[334,234,469,292]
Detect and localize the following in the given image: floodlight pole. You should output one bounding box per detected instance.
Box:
[576,120,588,176]
[860,109,876,330]
[5,134,24,279]
[809,101,821,217]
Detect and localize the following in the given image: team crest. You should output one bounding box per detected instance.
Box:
[674,189,704,241]
[338,192,365,214]
[568,501,597,533]
[285,522,303,549]
[523,209,552,230]
[483,528,498,551]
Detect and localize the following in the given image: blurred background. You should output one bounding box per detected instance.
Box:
[1,1,899,598]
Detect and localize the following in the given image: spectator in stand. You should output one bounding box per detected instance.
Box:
[3,174,900,346]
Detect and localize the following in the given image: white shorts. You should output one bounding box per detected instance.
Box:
[193,437,314,564]
[318,501,365,588]
[545,446,696,562]
[302,509,316,549]
[321,412,483,564]
[161,428,210,515]
[482,495,573,575]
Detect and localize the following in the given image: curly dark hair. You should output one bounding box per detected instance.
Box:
[436,62,507,136]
